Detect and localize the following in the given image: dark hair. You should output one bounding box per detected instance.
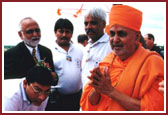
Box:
[147,33,155,41]
[54,18,73,33]
[140,34,147,48]
[78,34,88,43]
[26,66,53,86]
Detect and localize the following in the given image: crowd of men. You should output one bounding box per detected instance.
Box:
[4,4,164,111]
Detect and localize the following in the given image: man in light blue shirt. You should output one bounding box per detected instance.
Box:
[3,66,54,111]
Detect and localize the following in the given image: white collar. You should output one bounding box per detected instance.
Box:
[25,43,38,55]
[88,33,109,47]
[55,42,73,54]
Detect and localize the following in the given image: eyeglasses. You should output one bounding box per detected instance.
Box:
[110,30,127,37]
[30,84,50,95]
[22,28,41,34]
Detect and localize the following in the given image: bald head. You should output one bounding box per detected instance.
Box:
[19,17,39,31]
[18,17,41,48]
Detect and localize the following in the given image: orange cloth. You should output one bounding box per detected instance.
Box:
[106,5,142,33]
[80,45,164,111]
[105,25,110,35]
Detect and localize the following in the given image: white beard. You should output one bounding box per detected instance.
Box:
[22,35,40,48]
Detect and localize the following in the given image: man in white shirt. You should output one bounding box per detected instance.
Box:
[45,18,83,111]
[82,8,112,87]
[3,66,54,111]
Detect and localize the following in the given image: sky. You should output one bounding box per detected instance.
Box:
[2,2,166,49]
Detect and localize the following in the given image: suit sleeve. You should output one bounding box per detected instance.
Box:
[4,50,18,79]
[47,50,55,72]
[46,49,59,85]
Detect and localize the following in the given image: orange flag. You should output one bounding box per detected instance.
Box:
[57,8,61,16]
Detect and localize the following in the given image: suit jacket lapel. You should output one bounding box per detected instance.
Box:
[38,45,43,60]
[20,42,36,64]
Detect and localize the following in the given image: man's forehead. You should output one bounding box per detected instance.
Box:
[58,28,70,30]
[144,35,148,38]
[144,35,150,40]
[114,25,118,29]
[110,24,133,32]
[110,25,124,30]
[85,15,100,21]
[21,20,39,29]
[57,28,72,32]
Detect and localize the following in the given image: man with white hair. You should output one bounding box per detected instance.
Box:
[82,8,112,87]
[4,17,57,81]
[81,4,164,111]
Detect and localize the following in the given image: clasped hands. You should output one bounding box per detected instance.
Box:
[88,66,114,96]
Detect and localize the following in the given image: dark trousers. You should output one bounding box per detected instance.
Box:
[45,89,82,111]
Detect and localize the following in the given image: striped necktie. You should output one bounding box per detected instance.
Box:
[32,48,38,64]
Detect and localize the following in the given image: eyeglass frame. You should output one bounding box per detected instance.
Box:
[21,28,41,34]
[30,84,51,95]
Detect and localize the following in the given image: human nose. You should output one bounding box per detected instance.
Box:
[62,31,67,36]
[85,22,92,30]
[112,34,120,43]
[32,30,38,37]
[38,93,48,101]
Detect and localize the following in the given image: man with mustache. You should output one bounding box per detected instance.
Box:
[82,8,112,87]
[45,18,83,111]
[4,66,54,111]
[80,5,164,111]
[4,17,56,80]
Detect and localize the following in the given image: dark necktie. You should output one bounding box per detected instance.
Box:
[32,48,38,63]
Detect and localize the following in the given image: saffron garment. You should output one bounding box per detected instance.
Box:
[80,45,164,111]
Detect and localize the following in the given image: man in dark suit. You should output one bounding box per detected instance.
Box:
[4,17,57,80]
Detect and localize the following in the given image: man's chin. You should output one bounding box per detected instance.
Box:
[87,34,94,39]
[60,42,70,46]
[26,42,39,48]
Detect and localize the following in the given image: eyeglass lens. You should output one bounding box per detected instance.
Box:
[25,28,40,34]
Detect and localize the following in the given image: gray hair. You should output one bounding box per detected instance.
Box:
[18,17,36,31]
[85,7,107,21]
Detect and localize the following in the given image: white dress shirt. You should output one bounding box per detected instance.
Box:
[76,43,85,53]
[3,78,48,111]
[51,42,83,94]
[81,33,112,87]
[25,44,40,61]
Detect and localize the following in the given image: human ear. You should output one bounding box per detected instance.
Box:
[23,79,28,88]
[103,21,106,28]
[136,32,141,41]
[18,31,23,40]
